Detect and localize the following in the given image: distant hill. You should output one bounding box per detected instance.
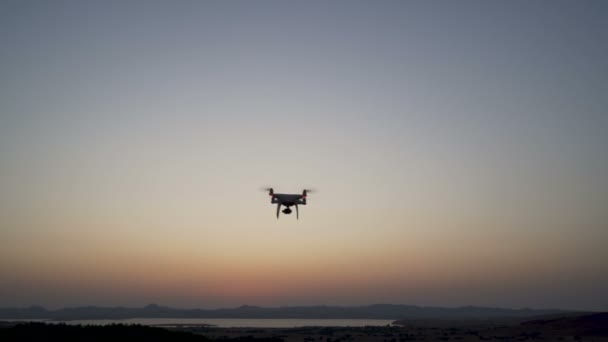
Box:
[0,304,574,321]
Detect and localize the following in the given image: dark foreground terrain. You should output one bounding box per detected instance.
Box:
[1,313,607,341]
[0,322,280,342]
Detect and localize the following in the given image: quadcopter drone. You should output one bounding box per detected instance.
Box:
[263,188,313,219]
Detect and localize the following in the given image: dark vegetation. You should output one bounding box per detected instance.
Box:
[522,312,608,337]
[0,322,283,342]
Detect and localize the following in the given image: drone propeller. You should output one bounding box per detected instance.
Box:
[302,188,317,198]
[260,187,274,196]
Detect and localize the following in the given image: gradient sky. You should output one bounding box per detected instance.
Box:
[1,0,607,311]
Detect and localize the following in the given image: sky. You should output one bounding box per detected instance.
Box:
[1,0,607,311]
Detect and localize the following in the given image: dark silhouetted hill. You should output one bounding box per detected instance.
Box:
[0,303,573,320]
[522,312,608,336]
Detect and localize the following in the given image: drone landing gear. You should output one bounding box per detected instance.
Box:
[276,203,299,219]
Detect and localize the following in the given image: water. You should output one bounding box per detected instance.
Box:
[4,318,394,328]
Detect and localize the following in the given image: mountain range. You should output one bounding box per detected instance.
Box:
[0,304,575,321]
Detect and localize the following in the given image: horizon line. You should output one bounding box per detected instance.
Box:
[2,303,580,312]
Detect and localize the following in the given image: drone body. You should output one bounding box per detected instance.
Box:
[265,188,311,219]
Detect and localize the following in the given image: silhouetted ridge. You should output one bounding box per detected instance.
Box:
[522,312,608,336]
[0,304,574,320]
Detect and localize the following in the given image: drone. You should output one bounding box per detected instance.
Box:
[263,188,313,219]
